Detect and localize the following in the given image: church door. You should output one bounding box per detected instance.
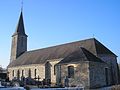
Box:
[105,68,109,85]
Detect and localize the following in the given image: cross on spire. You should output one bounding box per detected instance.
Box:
[21,0,23,12]
[93,34,95,38]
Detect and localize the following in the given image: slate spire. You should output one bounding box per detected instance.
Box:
[10,11,27,62]
[13,11,27,36]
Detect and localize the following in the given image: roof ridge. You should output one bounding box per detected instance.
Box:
[9,38,113,67]
[94,39,116,56]
[27,38,95,53]
[81,47,105,63]
[79,47,89,60]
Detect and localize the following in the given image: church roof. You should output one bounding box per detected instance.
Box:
[8,38,116,67]
[58,47,105,64]
[12,12,27,36]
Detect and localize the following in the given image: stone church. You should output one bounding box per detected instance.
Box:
[8,11,119,89]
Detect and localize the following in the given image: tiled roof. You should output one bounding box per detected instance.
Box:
[8,38,116,67]
[58,47,105,64]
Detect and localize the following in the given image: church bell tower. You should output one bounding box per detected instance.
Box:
[10,11,27,62]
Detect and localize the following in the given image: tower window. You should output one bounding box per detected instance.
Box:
[68,66,74,78]
[13,37,16,46]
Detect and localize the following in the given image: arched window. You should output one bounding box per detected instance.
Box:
[17,70,20,79]
[34,69,37,78]
[22,70,24,77]
[54,65,56,75]
[28,69,31,77]
[68,66,74,78]
[12,70,14,77]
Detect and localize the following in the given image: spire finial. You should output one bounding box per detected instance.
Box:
[21,0,23,12]
[93,34,95,38]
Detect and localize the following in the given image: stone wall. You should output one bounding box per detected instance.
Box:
[49,59,62,84]
[98,54,119,84]
[89,61,108,88]
[8,58,62,84]
[8,64,45,81]
[59,62,89,88]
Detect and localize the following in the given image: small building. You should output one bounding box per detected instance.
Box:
[0,65,7,80]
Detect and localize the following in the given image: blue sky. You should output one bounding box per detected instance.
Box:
[0,0,120,68]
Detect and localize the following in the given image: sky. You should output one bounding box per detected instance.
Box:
[0,0,120,68]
